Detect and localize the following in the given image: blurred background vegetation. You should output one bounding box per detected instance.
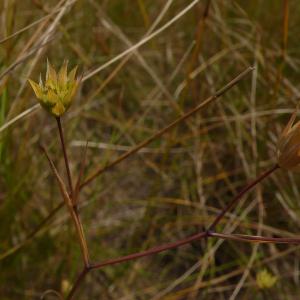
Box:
[1,0,300,299]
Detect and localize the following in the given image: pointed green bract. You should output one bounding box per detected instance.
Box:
[58,60,68,86]
[28,79,44,99]
[28,60,80,117]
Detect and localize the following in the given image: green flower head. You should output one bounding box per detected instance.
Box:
[28,60,80,117]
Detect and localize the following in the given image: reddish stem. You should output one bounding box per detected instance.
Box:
[210,232,300,244]
[66,163,279,298]
[56,117,74,200]
[91,231,207,270]
[207,164,279,232]
[66,227,300,300]
[66,267,90,300]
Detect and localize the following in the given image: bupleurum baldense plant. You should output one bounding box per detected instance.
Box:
[28,61,300,299]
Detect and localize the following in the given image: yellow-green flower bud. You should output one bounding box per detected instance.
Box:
[256,269,277,289]
[277,107,300,171]
[28,60,80,117]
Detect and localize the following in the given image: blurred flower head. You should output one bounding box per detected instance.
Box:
[28,60,80,117]
[256,269,277,289]
[61,279,71,295]
[277,107,300,171]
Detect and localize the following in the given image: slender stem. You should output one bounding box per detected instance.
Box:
[90,226,300,271]
[40,145,90,267]
[66,163,279,296]
[56,117,74,200]
[91,231,208,270]
[90,227,300,272]
[66,267,89,300]
[69,207,90,266]
[207,164,279,232]
[66,228,300,300]
[80,66,254,190]
[73,142,88,206]
[210,232,300,244]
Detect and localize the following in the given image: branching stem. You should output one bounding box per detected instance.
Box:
[66,163,281,299]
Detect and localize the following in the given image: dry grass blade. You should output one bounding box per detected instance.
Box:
[0,104,39,134]
[0,7,61,44]
[82,0,201,81]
